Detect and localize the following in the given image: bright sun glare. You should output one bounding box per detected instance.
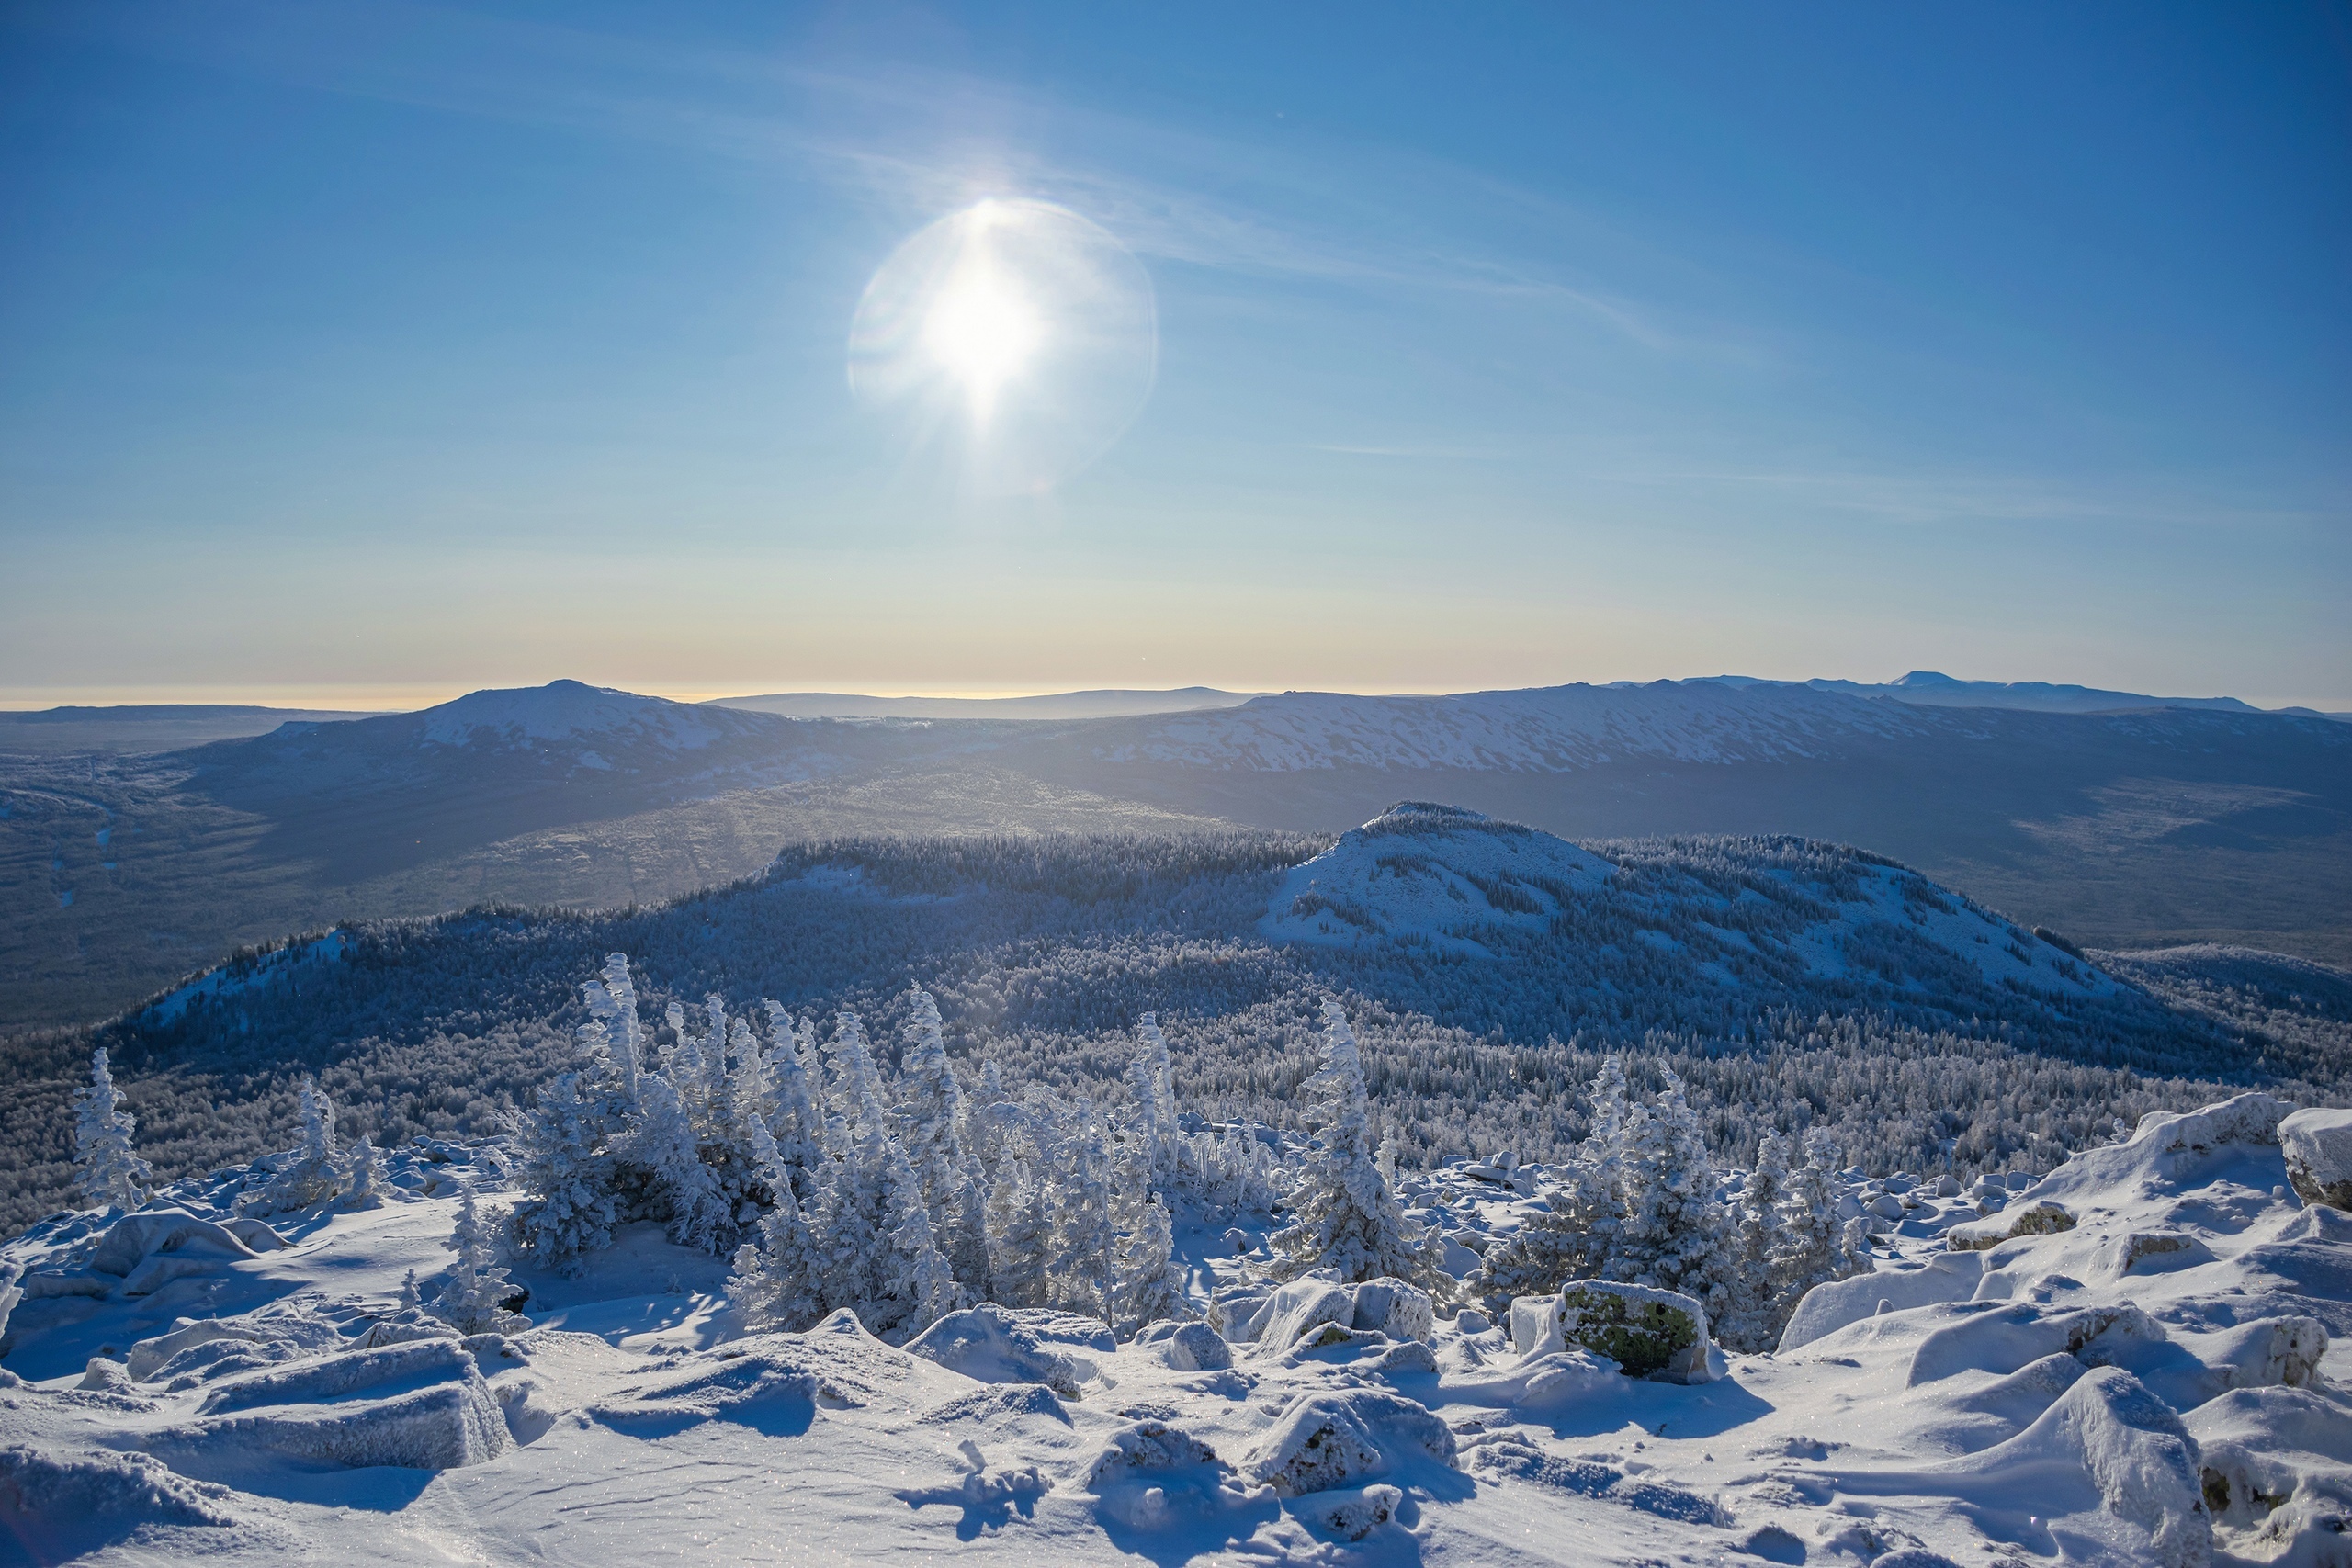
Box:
[849,197,1157,493]
[922,263,1041,416]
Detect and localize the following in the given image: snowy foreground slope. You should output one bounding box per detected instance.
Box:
[6,1098,2350,1566]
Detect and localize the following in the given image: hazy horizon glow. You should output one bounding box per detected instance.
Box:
[2,4,2346,707]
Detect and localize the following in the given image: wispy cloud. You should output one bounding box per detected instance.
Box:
[25,0,1751,358]
[1657,467,2330,529]
[1308,443,1510,459]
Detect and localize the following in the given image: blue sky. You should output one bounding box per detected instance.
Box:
[2,1,2346,708]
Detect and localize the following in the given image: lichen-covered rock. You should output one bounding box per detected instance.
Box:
[1947,1200,2076,1251]
[1245,1391,1457,1495]
[1557,1282,1713,1382]
[2279,1107,2352,1212]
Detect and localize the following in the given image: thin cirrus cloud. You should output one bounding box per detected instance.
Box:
[34,1,1720,359]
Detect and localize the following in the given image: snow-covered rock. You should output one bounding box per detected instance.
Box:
[2280,1107,2352,1211]
[1558,1281,1715,1382]
[905,1303,1083,1397]
[1244,1389,1457,1495]
[2185,1384,2352,1565]
[1158,1321,1232,1372]
[1781,1250,1984,1351]
[1947,1199,2076,1251]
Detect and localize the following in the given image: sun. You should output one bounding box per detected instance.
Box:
[922,259,1041,420]
[848,197,1158,494]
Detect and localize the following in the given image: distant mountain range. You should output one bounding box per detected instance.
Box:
[2,676,2346,1032]
[707,686,1261,720]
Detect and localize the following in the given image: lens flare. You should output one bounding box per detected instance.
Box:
[850,199,1157,494]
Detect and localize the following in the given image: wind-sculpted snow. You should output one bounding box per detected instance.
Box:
[0,1087,2346,1563]
[1098,679,1928,773]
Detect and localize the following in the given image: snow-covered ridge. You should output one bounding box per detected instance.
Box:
[1262,802,2128,999]
[415,679,752,751]
[1261,802,1615,954]
[1093,679,1929,773]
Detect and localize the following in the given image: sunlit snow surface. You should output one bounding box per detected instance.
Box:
[1262,802,2122,1001]
[5,1101,2349,1566]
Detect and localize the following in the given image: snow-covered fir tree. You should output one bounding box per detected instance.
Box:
[434,1183,525,1336]
[869,1135,958,1340]
[630,1070,734,1254]
[760,1003,826,1198]
[1605,1068,1734,1320]
[1042,1097,1118,1319]
[510,1070,619,1274]
[1127,1013,1179,1184]
[1269,1001,1445,1289]
[73,1047,151,1212]
[338,1134,388,1211]
[1467,1059,1629,1311]
[984,1156,1050,1309]
[241,1077,344,1216]
[579,953,645,1111]
[1110,1193,1187,1335]
[896,987,991,1296]
[726,1113,824,1332]
[1719,1132,1793,1349]
[1770,1127,1870,1319]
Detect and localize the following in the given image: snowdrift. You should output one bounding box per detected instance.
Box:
[0,1089,2345,1565]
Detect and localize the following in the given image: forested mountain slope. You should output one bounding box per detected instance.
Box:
[4,812,2344,1236]
[5,678,2346,1033]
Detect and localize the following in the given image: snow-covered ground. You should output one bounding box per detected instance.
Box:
[5,1097,2347,1566]
[1261,802,2120,1000]
[1098,680,1929,773]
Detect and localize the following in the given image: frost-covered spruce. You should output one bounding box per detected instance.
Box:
[1111,1194,1187,1336]
[435,1182,525,1335]
[1128,1013,1180,1185]
[338,1134,389,1211]
[72,1047,151,1212]
[727,1113,823,1331]
[871,1132,958,1340]
[579,952,646,1111]
[897,986,992,1297]
[1468,1061,1626,1311]
[761,1003,826,1199]
[510,1070,619,1273]
[820,1010,887,1158]
[240,1077,344,1216]
[630,1071,733,1254]
[1605,1068,1735,1322]
[1770,1128,1870,1317]
[1269,1001,1445,1289]
[1045,1100,1119,1319]
[1719,1133,1793,1350]
[808,1010,894,1316]
[985,1158,1050,1309]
